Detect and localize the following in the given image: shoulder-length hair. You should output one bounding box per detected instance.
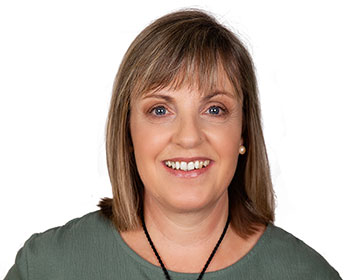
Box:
[99,9,275,239]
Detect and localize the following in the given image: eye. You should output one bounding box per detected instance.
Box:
[150,105,168,116]
[206,105,225,116]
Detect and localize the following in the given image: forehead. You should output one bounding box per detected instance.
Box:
[134,65,241,102]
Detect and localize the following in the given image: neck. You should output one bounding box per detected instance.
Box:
[143,191,230,248]
[120,191,266,273]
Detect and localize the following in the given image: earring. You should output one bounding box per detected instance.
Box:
[239,145,246,155]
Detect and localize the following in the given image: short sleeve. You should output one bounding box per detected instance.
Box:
[4,234,38,280]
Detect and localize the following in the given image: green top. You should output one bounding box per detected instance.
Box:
[5,211,341,280]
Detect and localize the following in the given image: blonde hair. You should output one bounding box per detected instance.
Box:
[99,9,275,239]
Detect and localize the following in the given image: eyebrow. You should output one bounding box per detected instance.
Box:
[142,91,235,102]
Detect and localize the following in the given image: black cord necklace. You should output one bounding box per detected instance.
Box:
[141,212,230,280]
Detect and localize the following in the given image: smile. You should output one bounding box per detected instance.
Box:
[162,158,213,179]
[164,160,210,171]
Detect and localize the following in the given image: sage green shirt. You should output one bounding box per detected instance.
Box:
[5,211,341,280]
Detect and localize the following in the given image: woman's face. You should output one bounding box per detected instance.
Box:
[130,72,243,213]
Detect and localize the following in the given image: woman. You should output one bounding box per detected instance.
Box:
[5,9,341,280]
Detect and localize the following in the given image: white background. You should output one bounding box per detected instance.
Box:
[0,0,346,278]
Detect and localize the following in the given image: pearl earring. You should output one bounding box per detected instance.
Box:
[239,145,246,155]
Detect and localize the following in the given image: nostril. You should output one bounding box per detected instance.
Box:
[173,118,204,148]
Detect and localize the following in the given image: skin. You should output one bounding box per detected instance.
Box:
[122,72,265,273]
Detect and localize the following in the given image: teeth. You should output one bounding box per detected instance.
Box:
[175,161,180,170]
[165,160,210,171]
[187,162,194,171]
[194,160,199,169]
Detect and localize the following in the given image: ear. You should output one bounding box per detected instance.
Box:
[240,137,244,146]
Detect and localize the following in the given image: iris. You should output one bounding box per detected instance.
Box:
[208,106,221,115]
[154,106,166,116]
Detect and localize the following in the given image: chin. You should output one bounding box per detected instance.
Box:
[164,193,217,213]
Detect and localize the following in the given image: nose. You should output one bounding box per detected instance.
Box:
[172,114,204,149]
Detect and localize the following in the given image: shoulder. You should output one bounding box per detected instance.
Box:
[259,224,341,279]
[36,210,110,237]
[5,211,118,279]
[266,224,328,262]
[25,211,112,252]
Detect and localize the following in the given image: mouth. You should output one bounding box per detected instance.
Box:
[162,157,213,178]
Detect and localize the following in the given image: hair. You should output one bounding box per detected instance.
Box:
[99,8,275,239]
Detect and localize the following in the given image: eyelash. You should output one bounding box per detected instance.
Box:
[148,104,228,118]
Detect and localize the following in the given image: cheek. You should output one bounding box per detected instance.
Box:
[204,123,242,179]
[130,119,173,198]
[205,121,242,153]
[132,122,166,153]
[130,116,171,175]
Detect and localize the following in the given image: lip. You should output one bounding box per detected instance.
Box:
[161,158,214,179]
[163,157,211,162]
